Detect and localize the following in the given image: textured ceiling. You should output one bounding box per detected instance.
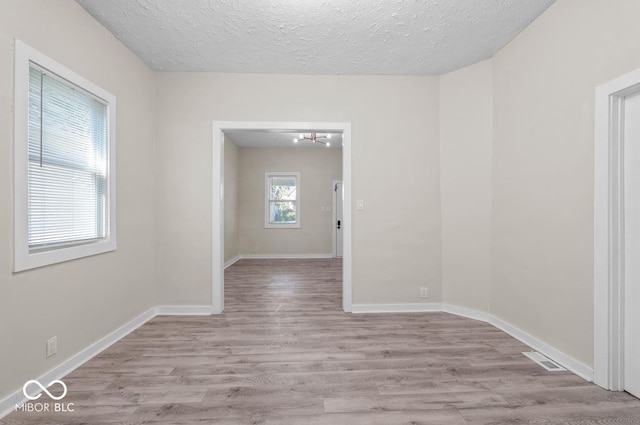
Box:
[226,131,343,149]
[76,0,555,75]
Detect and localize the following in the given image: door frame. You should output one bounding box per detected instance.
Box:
[212,121,353,314]
[332,180,343,258]
[594,67,640,390]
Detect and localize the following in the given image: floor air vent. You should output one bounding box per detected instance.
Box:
[522,351,566,371]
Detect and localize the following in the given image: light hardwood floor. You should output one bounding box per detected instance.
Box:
[4,258,640,424]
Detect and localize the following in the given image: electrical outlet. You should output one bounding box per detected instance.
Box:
[420,287,428,298]
[254,246,259,253]
[46,336,57,358]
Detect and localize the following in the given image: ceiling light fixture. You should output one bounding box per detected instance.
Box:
[294,132,332,147]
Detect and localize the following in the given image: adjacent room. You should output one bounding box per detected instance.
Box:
[223,130,343,263]
[223,129,345,309]
[1,0,640,423]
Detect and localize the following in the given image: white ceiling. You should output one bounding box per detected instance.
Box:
[75,0,555,75]
[226,131,343,149]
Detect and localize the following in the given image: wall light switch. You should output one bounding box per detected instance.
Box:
[357,200,364,210]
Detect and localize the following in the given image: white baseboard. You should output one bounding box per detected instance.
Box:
[352,303,441,313]
[442,303,491,322]
[224,255,241,269]
[0,307,156,419]
[351,302,593,382]
[238,253,334,259]
[0,301,594,420]
[155,305,214,316]
[225,254,333,267]
[0,305,215,419]
[489,315,594,382]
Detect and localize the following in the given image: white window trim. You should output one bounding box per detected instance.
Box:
[13,39,117,272]
[264,172,301,229]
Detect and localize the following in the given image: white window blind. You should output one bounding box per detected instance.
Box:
[28,64,108,249]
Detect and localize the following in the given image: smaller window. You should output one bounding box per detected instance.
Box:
[265,172,300,228]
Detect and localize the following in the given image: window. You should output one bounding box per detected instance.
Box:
[14,40,116,271]
[265,172,300,228]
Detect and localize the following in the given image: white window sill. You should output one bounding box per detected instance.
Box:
[14,238,116,272]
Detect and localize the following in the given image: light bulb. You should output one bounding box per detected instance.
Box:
[326,142,331,147]
[327,134,332,139]
[293,138,298,143]
[299,134,304,139]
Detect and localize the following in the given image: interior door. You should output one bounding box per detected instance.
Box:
[624,90,640,398]
[334,181,343,258]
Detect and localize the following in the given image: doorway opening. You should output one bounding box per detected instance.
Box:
[594,67,640,398]
[212,121,352,314]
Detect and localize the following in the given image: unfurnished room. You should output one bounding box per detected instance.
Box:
[1,1,640,424]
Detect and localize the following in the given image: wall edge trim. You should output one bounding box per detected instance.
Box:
[352,303,594,381]
[0,302,594,420]
[238,254,334,259]
[489,315,594,382]
[0,307,157,419]
[155,306,215,316]
[224,255,241,269]
[352,303,442,313]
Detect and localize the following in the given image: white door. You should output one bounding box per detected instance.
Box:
[624,90,640,399]
[334,181,343,258]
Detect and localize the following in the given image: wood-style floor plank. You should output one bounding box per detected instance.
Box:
[3,258,639,424]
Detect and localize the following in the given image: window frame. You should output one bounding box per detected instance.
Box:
[264,172,300,229]
[14,40,117,272]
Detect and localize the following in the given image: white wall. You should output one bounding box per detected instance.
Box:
[224,137,239,263]
[154,73,442,306]
[439,60,493,313]
[0,0,155,400]
[490,0,640,366]
[237,147,342,256]
[5,0,639,401]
